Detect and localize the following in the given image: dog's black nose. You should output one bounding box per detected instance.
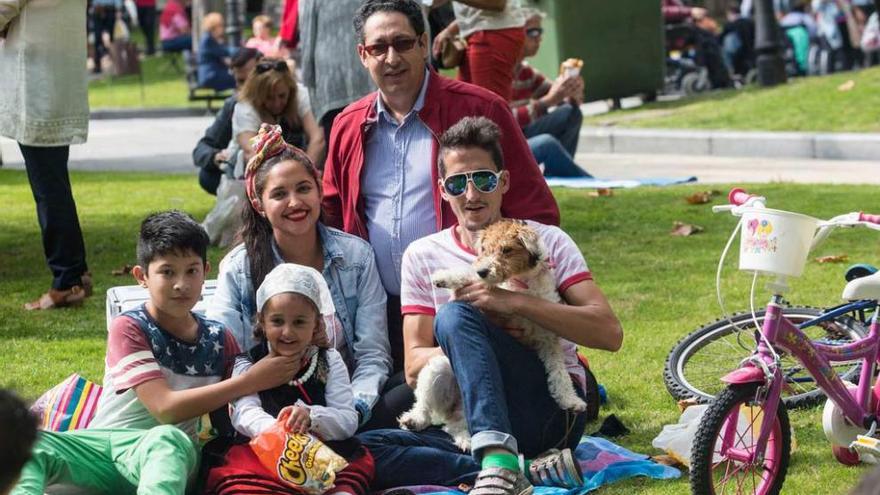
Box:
[477,268,489,278]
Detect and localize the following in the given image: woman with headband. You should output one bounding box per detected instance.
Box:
[208,125,406,430]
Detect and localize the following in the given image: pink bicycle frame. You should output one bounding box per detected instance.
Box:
[720,300,880,462]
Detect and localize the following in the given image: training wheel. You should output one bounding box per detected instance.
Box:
[832,445,861,465]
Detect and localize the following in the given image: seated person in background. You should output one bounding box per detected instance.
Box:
[720,1,756,78]
[358,117,623,493]
[228,58,324,173]
[0,390,37,495]
[198,12,236,91]
[511,9,589,178]
[245,15,288,59]
[192,47,262,195]
[663,0,733,89]
[10,211,296,495]
[159,0,192,53]
[204,264,374,495]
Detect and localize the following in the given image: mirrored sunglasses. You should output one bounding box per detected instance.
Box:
[363,37,419,57]
[442,170,502,197]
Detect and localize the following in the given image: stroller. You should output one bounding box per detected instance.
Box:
[664,23,734,95]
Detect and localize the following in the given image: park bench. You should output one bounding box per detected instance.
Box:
[183,51,233,113]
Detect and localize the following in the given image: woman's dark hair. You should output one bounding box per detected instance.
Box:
[240,148,322,310]
[353,0,426,43]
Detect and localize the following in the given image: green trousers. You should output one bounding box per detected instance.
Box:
[12,425,198,495]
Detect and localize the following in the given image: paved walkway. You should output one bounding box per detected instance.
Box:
[2,115,877,184]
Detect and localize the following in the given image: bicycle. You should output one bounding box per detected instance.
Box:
[688,188,880,494]
[663,285,875,409]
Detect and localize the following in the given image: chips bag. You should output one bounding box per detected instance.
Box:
[250,422,348,495]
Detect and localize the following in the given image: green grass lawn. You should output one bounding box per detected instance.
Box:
[586,66,880,133]
[1,170,877,492]
[88,52,199,109]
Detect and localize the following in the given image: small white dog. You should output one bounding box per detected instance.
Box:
[398,220,587,451]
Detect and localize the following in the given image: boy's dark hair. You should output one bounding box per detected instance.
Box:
[231,47,262,69]
[353,0,425,43]
[438,116,504,176]
[137,210,209,270]
[0,389,38,493]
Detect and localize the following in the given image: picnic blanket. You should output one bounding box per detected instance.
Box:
[377,436,680,495]
[545,176,698,189]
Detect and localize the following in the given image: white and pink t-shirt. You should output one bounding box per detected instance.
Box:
[88,305,240,439]
[400,220,593,391]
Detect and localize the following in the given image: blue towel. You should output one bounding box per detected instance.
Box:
[378,436,680,495]
[546,176,698,189]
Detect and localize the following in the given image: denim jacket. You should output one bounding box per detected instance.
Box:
[207,223,392,409]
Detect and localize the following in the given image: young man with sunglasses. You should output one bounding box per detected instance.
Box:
[357,117,622,495]
[510,9,589,178]
[323,0,558,378]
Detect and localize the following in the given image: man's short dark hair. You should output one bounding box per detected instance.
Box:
[137,210,209,270]
[353,0,426,43]
[0,389,37,493]
[231,47,261,69]
[438,116,505,176]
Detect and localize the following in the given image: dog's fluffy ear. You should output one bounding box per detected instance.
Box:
[518,228,545,266]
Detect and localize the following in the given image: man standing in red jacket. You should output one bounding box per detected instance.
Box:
[323,0,558,377]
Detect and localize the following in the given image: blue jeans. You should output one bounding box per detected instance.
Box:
[528,134,592,178]
[522,103,583,157]
[358,302,587,488]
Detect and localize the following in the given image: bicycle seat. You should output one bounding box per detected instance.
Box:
[842,270,880,301]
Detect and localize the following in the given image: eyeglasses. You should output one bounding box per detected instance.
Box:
[442,169,502,197]
[255,60,288,74]
[362,37,419,57]
[525,27,544,39]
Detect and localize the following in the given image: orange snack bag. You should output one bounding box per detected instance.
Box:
[250,421,349,495]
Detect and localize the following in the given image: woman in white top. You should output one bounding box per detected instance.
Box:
[230,58,325,174]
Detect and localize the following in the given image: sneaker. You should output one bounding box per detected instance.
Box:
[525,448,583,489]
[470,466,533,495]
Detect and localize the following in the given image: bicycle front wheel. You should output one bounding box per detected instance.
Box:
[690,382,791,495]
[664,307,866,408]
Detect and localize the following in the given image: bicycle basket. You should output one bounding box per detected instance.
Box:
[739,207,819,277]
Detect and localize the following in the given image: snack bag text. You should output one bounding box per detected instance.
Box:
[250,422,348,495]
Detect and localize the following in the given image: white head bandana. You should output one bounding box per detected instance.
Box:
[256,263,336,317]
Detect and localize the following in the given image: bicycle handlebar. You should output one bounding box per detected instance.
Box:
[861,212,880,225]
[728,188,753,206]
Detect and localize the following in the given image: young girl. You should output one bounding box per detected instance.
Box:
[208,125,407,431]
[245,15,288,59]
[204,263,374,495]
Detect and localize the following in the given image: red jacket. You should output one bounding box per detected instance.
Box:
[662,0,694,23]
[322,70,560,239]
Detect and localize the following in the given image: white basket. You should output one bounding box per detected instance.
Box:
[738,207,819,278]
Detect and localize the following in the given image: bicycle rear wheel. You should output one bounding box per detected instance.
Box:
[664,307,866,408]
[690,382,790,495]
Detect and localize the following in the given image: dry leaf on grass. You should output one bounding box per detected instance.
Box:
[652,454,687,468]
[671,221,704,236]
[815,254,849,263]
[588,188,613,197]
[685,190,721,205]
[111,264,133,276]
[677,397,699,412]
[838,80,856,91]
